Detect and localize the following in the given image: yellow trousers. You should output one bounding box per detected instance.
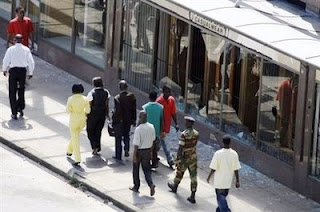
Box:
[67,117,86,163]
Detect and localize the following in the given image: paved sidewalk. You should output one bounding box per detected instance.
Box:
[0,38,319,212]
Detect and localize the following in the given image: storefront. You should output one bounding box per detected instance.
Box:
[0,0,319,202]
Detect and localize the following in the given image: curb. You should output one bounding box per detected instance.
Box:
[0,136,140,212]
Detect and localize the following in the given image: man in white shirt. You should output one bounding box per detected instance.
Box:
[129,110,156,196]
[207,135,241,212]
[2,34,34,119]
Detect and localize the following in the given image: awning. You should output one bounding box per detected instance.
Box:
[143,0,320,72]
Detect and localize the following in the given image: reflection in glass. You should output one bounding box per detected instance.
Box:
[40,0,73,51]
[155,16,189,111]
[120,0,156,92]
[220,45,259,146]
[310,83,320,179]
[186,29,224,128]
[258,61,298,164]
[0,0,12,20]
[26,0,40,54]
[74,0,106,68]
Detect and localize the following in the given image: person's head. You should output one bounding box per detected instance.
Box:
[15,34,23,44]
[139,110,147,124]
[222,135,231,148]
[119,80,128,91]
[72,83,84,94]
[149,90,157,102]
[184,116,195,129]
[92,77,103,88]
[162,84,171,100]
[15,6,25,20]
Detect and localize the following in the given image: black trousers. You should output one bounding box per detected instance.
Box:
[9,67,27,115]
[87,113,106,151]
[133,148,153,189]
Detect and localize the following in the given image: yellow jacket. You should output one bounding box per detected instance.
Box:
[66,94,90,125]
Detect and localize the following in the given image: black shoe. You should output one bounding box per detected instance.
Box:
[125,151,129,157]
[168,182,178,193]
[129,186,139,193]
[11,114,17,120]
[92,148,99,155]
[150,185,155,196]
[187,196,196,204]
[73,162,80,167]
[151,163,159,169]
[66,153,72,157]
[169,161,174,169]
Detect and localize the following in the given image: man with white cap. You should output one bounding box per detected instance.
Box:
[168,116,199,204]
[2,34,34,119]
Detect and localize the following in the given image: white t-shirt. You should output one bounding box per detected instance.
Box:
[209,148,241,189]
[133,122,156,149]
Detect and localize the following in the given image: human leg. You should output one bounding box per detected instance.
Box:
[94,115,106,151]
[86,115,97,150]
[113,123,123,160]
[160,136,173,165]
[123,127,130,156]
[215,189,230,212]
[8,71,18,116]
[16,69,26,112]
[132,153,141,190]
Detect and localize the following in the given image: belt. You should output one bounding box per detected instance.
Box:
[138,148,151,151]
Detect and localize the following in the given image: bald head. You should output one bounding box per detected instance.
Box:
[139,110,147,124]
[119,80,128,91]
[15,34,23,43]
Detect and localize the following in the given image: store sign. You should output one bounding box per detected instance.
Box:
[190,12,226,36]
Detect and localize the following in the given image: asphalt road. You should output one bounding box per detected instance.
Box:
[0,144,122,212]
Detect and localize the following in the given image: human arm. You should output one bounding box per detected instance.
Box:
[66,97,72,113]
[132,95,137,126]
[26,49,35,79]
[234,170,240,188]
[84,98,91,114]
[207,169,215,183]
[6,33,13,49]
[132,127,141,163]
[105,97,110,119]
[172,114,179,132]
[2,48,11,76]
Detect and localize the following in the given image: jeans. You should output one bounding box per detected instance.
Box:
[113,123,130,160]
[133,148,154,189]
[160,134,173,164]
[215,189,231,212]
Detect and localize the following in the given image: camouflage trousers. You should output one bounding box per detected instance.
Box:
[174,153,197,192]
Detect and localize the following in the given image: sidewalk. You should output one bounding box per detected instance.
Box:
[0,38,319,212]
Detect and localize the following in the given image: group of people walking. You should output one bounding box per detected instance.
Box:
[2,6,241,211]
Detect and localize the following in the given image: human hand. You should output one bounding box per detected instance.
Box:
[27,75,32,79]
[206,176,211,184]
[3,71,8,77]
[160,132,166,138]
[133,156,137,164]
[175,124,179,132]
[235,181,240,188]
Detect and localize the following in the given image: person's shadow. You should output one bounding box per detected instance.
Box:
[67,157,85,172]
[2,117,33,131]
[84,154,108,168]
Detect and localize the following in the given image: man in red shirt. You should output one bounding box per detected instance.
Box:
[7,6,34,49]
[157,84,179,168]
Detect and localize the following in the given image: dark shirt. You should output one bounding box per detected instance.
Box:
[112,90,136,129]
[87,88,110,115]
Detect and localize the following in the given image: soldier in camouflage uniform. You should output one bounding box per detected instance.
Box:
[168,116,199,204]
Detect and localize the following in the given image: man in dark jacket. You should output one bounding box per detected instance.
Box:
[112,80,137,160]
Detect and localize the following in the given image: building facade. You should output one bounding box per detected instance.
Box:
[0,0,319,202]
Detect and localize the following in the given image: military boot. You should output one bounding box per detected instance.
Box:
[187,191,196,204]
[167,181,178,193]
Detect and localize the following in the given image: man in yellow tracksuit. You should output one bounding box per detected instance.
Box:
[66,84,91,166]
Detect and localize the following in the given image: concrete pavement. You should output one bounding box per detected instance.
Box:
[0,38,319,212]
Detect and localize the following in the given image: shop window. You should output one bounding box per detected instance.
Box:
[310,75,320,179]
[155,15,189,111]
[74,0,106,68]
[40,0,73,51]
[220,47,259,146]
[258,61,298,164]
[119,0,157,92]
[185,29,223,128]
[0,0,12,20]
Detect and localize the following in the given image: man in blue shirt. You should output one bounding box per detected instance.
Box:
[142,91,163,168]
